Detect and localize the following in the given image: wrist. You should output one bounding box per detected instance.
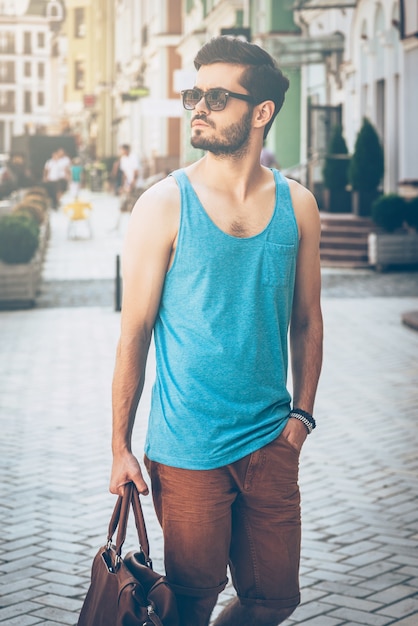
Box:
[289,408,316,434]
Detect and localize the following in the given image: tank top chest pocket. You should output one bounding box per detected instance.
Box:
[262,242,296,288]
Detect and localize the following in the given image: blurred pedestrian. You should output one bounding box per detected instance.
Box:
[111,154,123,196]
[119,144,142,195]
[43,150,61,209]
[260,140,280,168]
[113,144,145,228]
[56,148,71,198]
[70,157,83,199]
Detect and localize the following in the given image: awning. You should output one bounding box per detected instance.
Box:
[260,32,345,66]
[293,0,356,9]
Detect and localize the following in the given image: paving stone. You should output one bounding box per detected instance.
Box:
[328,607,394,625]
[377,596,418,619]
[394,617,418,625]
[2,616,45,626]
[28,607,77,625]
[292,617,345,626]
[32,595,83,612]
[0,602,43,622]
[368,585,417,605]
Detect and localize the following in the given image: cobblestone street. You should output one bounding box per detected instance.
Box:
[1,191,418,625]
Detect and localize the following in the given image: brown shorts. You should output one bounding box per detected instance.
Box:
[144,434,301,615]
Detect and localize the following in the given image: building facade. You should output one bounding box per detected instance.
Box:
[0,0,65,154]
[294,0,418,195]
[5,1,413,199]
[113,0,182,177]
[64,0,116,159]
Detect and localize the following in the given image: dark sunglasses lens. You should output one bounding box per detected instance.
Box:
[183,89,201,110]
[206,89,227,111]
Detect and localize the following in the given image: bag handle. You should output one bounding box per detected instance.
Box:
[106,482,151,563]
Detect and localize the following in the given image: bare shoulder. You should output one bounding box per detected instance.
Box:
[131,175,180,225]
[286,177,320,237]
[123,175,180,263]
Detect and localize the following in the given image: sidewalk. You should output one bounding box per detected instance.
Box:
[1,191,418,625]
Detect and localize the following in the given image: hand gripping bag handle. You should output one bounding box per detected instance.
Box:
[106,482,151,563]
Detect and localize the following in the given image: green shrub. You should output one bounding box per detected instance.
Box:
[404,196,418,230]
[349,118,384,192]
[12,210,41,236]
[0,214,39,264]
[371,194,407,232]
[322,125,350,191]
[13,201,45,224]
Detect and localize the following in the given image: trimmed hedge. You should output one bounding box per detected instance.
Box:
[371,194,409,232]
[13,201,46,224]
[0,213,39,264]
[404,196,418,230]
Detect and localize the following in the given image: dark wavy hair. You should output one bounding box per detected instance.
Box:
[194,36,289,138]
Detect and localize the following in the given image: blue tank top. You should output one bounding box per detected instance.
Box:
[144,168,299,469]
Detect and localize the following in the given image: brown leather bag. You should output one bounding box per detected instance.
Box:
[77,482,179,626]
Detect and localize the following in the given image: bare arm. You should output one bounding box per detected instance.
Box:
[109,177,179,496]
[282,181,323,449]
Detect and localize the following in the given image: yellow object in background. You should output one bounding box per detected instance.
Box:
[63,201,93,238]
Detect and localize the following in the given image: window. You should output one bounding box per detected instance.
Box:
[74,7,86,38]
[0,90,15,112]
[37,32,45,48]
[74,59,85,90]
[24,62,31,77]
[24,32,31,54]
[0,61,14,82]
[376,79,385,142]
[0,31,15,53]
[37,92,45,106]
[141,25,148,47]
[24,91,32,113]
[0,120,4,153]
[38,63,45,79]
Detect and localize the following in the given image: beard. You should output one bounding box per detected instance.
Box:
[191,107,253,158]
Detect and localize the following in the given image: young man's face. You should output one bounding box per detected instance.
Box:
[190,63,254,157]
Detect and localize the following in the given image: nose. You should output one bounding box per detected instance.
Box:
[195,94,210,114]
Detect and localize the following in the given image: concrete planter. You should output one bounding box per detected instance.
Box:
[0,253,42,307]
[0,217,49,308]
[368,231,418,271]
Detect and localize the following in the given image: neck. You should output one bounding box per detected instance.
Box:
[202,157,264,202]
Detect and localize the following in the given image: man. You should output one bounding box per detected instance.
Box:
[56,147,71,195]
[260,140,280,168]
[115,144,145,219]
[43,150,61,209]
[119,143,141,194]
[110,36,323,626]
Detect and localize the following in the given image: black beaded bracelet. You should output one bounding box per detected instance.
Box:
[290,408,316,434]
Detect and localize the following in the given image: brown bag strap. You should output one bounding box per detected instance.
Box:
[106,482,150,562]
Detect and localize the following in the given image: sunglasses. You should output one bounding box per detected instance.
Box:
[181,88,254,111]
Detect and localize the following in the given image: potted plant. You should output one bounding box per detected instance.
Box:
[322,125,351,213]
[0,193,49,307]
[404,196,418,231]
[349,118,384,217]
[368,194,418,269]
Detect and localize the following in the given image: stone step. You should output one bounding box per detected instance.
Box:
[320,247,369,261]
[319,213,374,267]
[321,225,373,236]
[320,237,368,250]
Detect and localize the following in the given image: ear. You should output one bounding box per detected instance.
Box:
[253,100,275,130]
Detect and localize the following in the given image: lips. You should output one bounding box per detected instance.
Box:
[191,115,214,129]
